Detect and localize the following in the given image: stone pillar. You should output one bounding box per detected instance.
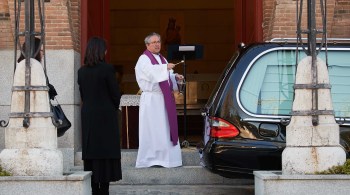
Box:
[0,59,63,176]
[282,56,346,174]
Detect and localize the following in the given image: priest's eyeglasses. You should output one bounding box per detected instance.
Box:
[149,41,161,44]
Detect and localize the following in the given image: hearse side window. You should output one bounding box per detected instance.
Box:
[239,49,350,118]
[327,51,350,117]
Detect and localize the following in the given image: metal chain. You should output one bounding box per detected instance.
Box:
[294,0,330,126]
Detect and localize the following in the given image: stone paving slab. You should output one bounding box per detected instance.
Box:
[109,184,254,195]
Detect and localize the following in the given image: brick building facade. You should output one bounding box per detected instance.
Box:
[1,1,349,50]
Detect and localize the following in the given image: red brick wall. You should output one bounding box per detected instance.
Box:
[263,0,349,40]
[263,0,276,41]
[68,0,80,51]
[2,0,80,51]
[330,0,350,37]
[0,0,12,49]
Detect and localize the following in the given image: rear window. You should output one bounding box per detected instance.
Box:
[207,52,239,106]
[239,48,350,118]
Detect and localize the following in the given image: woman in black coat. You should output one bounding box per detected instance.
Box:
[78,37,122,195]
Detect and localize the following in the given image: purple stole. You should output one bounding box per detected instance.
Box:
[143,50,178,146]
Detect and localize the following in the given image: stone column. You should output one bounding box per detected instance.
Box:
[0,59,63,176]
[282,56,346,174]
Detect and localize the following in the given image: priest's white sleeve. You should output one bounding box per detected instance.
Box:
[169,71,178,91]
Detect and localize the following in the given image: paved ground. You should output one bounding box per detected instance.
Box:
[109,184,254,195]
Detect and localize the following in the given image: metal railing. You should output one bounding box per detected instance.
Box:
[0,0,48,128]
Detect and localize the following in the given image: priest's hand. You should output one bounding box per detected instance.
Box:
[167,63,175,70]
[175,74,184,81]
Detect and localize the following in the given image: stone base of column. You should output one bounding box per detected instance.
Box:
[0,171,91,195]
[254,170,350,195]
[282,146,346,174]
[0,148,63,176]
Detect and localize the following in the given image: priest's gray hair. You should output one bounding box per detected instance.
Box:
[145,32,161,44]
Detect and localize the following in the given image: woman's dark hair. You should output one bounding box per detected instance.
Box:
[17,37,42,63]
[84,37,107,66]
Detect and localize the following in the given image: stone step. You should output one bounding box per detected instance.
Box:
[109,184,254,195]
[71,165,253,185]
[74,148,201,167]
[72,147,254,188]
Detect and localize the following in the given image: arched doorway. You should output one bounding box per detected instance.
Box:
[81,0,263,148]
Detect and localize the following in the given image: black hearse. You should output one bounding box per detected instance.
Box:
[199,38,350,177]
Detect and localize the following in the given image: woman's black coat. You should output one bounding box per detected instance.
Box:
[78,62,121,159]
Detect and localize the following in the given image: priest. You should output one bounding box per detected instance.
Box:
[135,32,183,168]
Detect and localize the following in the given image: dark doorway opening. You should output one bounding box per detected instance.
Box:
[81,0,263,148]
